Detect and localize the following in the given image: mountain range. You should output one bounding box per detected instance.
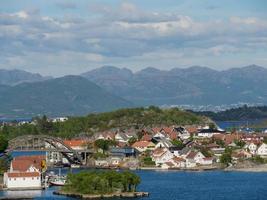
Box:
[0,69,51,86]
[1,65,267,117]
[0,76,131,118]
[81,65,267,106]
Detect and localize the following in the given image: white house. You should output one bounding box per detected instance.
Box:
[256,143,267,157]
[155,139,173,149]
[4,172,41,189]
[244,142,258,155]
[152,148,174,166]
[197,128,225,138]
[170,157,186,168]
[4,157,42,189]
[185,151,212,166]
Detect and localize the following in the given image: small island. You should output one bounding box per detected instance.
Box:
[54,170,149,199]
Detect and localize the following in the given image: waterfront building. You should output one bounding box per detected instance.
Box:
[3,156,44,189]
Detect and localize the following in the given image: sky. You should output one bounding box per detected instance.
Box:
[0,0,267,76]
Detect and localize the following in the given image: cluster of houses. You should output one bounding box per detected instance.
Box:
[3,155,44,189]
[87,125,267,169]
[41,124,267,169]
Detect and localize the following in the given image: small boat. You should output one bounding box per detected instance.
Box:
[49,176,66,186]
[71,164,80,168]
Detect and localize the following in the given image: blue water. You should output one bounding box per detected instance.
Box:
[10,151,46,158]
[2,170,267,200]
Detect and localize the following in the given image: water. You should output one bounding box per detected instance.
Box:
[2,170,267,200]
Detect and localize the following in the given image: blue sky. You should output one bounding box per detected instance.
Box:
[0,0,267,76]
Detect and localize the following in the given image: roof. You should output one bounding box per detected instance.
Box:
[132,141,154,148]
[12,155,45,171]
[7,172,40,178]
[64,139,87,147]
[198,128,225,134]
[141,134,152,142]
[172,156,186,162]
[186,151,198,159]
[153,147,167,156]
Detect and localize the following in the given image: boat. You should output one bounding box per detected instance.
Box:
[70,164,81,168]
[49,176,66,186]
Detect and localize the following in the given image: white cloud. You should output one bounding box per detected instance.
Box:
[0,2,267,75]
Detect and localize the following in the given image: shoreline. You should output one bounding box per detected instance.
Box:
[53,190,149,199]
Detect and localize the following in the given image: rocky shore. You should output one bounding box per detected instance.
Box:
[225,164,267,172]
[53,190,149,199]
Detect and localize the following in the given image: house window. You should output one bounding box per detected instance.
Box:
[37,177,39,180]
[9,178,11,181]
[23,178,25,180]
[32,177,34,180]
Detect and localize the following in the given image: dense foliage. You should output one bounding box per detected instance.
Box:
[0,107,205,139]
[194,105,267,121]
[0,134,8,153]
[63,171,141,194]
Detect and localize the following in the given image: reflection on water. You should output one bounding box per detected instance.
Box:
[0,187,76,199]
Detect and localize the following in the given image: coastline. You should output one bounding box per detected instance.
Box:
[53,190,149,199]
[224,164,267,172]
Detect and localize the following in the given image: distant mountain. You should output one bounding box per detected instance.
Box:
[81,65,267,106]
[0,69,51,85]
[0,76,132,117]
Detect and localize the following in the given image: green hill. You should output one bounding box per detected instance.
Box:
[1,107,206,139]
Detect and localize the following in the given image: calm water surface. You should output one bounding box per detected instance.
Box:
[2,170,267,200]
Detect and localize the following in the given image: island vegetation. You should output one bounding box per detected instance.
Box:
[0,106,206,139]
[193,105,267,121]
[63,170,141,195]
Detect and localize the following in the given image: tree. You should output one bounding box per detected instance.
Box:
[209,122,216,129]
[171,139,184,149]
[128,137,137,146]
[220,148,232,166]
[0,134,8,153]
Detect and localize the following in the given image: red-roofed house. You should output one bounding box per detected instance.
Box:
[64,139,88,150]
[4,156,43,189]
[132,141,155,152]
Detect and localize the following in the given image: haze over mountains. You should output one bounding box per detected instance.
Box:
[0,65,267,117]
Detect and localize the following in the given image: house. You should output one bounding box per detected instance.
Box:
[4,172,41,189]
[152,148,174,166]
[140,134,152,142]
[132,141,155,152]
[4,156,43,189]
[197,128,225,138]
[110,147,137,157]
[256,143,267,157]
[170,157,186,168]
[95,131,115,141]
[155,139,173,149]
[115,132,129,143]
[174,126,191,140]
[185,151,212,166]
[244,142,258,155]
[64,139,88,150]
